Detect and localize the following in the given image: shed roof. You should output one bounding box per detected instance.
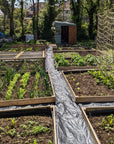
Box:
[54,21,76,26]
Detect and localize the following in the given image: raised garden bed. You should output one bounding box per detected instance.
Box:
[63,70,114,103]
[0,59,55,107]
[54,52,101,71]
[81,106,114,144]
[0,106,57,144]
[1,44,47,52]
[0,51,45,60]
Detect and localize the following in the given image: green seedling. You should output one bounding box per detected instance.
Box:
[6,128,16,137]
[31,125,51,135]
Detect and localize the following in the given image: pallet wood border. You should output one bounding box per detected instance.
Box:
[0,72,55,107]
[0,105,57,144]
[62,70,114,103]
[81,106,114,144]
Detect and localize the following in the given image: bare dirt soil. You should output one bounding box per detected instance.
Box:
[65,72,114,96]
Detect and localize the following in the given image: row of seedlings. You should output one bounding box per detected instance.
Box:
[0,53,57,144]
[54,45,114,144]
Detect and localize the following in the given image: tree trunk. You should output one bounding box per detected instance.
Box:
[88,12,94,39]
[32,0,37,40]
[36,0,39,39]
[3,14,6,33]
[21,0,24,39]
[10,0,15,37]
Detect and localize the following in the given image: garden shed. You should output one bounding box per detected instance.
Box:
[54,21,77,45]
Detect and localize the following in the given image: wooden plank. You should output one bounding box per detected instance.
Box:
[62,71,76,100]
[14,51,24,59]
[51,106,57,144]
[81,107,101,144]
[43,51,45,58]
[0,53,18,56]
[0,96,55,107]
[68,25,77,44]
[76,96,114,103]
[63,71,114,103]
[58,66,99,71]
[85,106,114,112]
[53,49,97,53]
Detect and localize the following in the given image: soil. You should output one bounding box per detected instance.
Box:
[0,115,53,144]
[65,72,114,96]
[88,113,114,144]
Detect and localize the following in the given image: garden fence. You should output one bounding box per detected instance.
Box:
[97,5,114,50]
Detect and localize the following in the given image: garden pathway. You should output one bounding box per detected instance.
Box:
[46,47,94,144]
[46,46,114,144]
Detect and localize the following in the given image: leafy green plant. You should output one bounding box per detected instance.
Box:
[48,140,53,144]
[10,118,17,128]
[57,57,70,66]
[17,88,26,99]
[54,54,63,63]
[26,47,33,51]
[33,139,37,144]
[6,73,21,100]
[6,128,16,137]
[88,69,114,90]
[31,125,51,135]
[20,124,27,129]
[72,53,87,66]
[20,72,30,88]
[55,54,70,66]
[34,72,40,97]
[85,54,97,66]
[99,114,114,132]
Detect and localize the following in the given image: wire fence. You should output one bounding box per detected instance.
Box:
[97,5,114,50]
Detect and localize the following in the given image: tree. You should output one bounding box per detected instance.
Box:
[20,0,24,39]
[82,0,98,39]
[36,0,39,39]
[42,0,57,41]
[70,0,83,40]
